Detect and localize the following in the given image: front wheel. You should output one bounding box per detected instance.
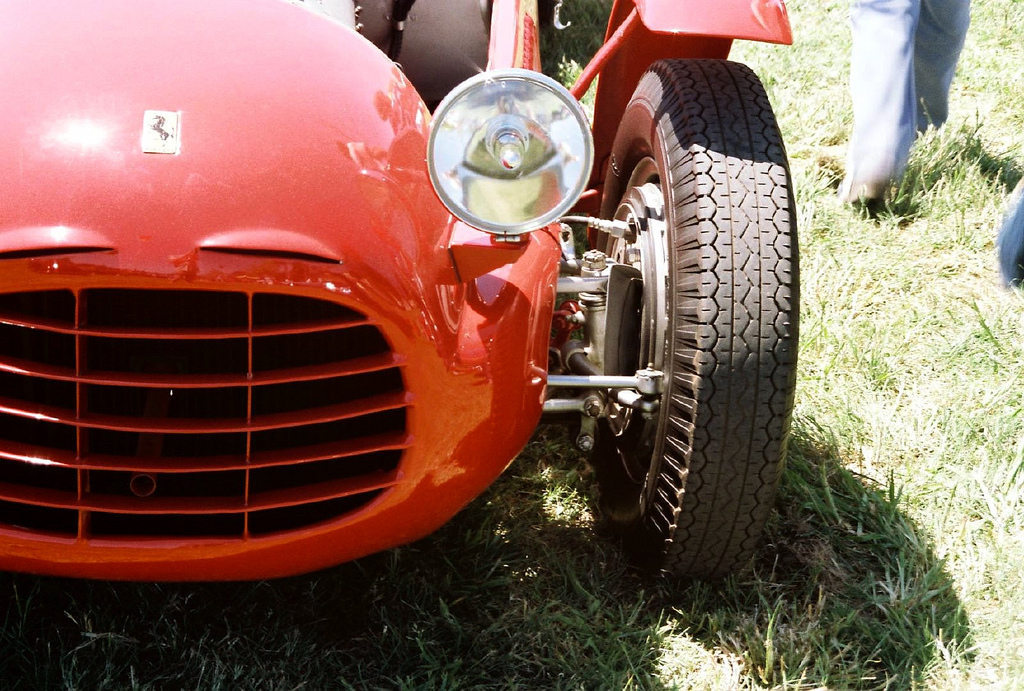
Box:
[592,59,799,580]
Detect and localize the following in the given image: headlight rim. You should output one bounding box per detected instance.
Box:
[427,67,594,236]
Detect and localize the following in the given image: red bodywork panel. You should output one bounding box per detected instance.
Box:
[633,0,792,42]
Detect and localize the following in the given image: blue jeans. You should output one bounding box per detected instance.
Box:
[998,184,1024,286]
[843,0,971,199]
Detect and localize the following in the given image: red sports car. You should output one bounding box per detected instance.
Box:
[0,0,798,581]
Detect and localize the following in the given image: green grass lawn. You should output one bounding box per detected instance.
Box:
[3,0,1023,688]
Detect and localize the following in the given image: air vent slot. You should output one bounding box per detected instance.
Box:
[0,247,113,261]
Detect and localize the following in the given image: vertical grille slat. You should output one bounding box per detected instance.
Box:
[244,292,254,538]
[0,289,407,540]
[75,288,87,540]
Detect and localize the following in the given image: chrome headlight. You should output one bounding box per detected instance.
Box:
[427,69,593,236]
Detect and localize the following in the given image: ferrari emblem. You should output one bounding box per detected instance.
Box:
[141,110,180,154]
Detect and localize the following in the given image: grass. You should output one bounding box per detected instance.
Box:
[3,0,1024,688]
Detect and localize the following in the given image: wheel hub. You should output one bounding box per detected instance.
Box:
[602,159,671,485]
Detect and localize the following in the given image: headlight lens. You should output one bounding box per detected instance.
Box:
[427,69,593,236]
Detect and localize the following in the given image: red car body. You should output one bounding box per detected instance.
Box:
[0,0,790,580]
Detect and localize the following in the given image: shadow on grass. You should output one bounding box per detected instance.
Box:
[0,428,666,690]
[872,123,1022,223]
[0,420,970,689]
[662,415,974,689]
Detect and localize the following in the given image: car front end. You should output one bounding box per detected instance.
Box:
[0,0,560,579]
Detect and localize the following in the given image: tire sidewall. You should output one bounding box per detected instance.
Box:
[597,66,684,547]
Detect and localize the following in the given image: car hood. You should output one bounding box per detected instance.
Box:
[0,0,449,274]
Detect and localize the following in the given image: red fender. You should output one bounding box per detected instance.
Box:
[580,0,793,203]
[633,0,791,43]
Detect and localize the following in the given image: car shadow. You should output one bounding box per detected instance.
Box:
[653,415,973,688]
[0,417,970,689]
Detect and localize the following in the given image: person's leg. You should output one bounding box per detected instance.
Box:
[842,0,920,202]
[998,179,1024,287]
[913,0,970,130]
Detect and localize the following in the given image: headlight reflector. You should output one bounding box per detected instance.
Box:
[427,69,593,236]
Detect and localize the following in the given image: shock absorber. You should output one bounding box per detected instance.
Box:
[579,249,608,370]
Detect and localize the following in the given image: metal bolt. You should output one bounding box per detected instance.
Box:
[581,249,607,273]
[624,246,642,265]
[635,368,664,395]
[583,395,604,418]
[575,434,595,452]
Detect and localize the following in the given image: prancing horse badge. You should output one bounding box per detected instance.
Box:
[141,110,181,154]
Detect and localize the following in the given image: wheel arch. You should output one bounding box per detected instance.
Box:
[587,0,792,198]
[631,0,792,44]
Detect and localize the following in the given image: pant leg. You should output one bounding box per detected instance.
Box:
[998,181,1024,286]
[914,0,971,130]
[844,0,921,198]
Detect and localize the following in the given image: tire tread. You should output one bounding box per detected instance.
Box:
[632,59,798,579]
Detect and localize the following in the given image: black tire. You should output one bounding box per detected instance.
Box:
[592,59,798,580]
